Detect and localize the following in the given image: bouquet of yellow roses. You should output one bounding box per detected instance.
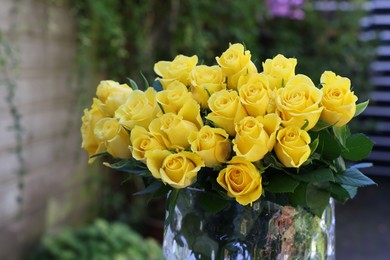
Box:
[81,43,374,217]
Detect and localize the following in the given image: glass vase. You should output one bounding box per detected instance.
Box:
[163,188,335,260]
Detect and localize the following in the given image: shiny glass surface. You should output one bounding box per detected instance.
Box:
[163,188,335,260]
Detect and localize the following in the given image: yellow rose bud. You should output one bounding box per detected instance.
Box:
[188,126,231,167]
[81,98,106,163]
[154,54,198,86]
[177,98,204,130]
[130,126,166,162]
[94,118,131,159]
[149,113,200,150]
[145,150,204,189]
[115,88,161,130]
[156,80,193,113]
[96,80,132,117]
[206,89,248,136]
[217,156,262,206]
[262,54,297,90]
[320,71,358,126]
[233,114,281,162]
[275,74,323,130]
[275,125,311,168]
[216,43,252,77]
[190,65,226,108]
[216,43,257,89]
[238,73,270,117]
[228,62,258,90]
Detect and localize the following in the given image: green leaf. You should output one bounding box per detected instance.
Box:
[329,183,350,203]
[266,173,300,193]
[133,181,165,196]
[127,78,139,90]
[354,100,369,117]
[198,192,230,213]
[341,184,358,199]
[166,189,180,223]
[291,168,335,183]
[335,168,376,187]
[350,162,373,169]
[341,134,374,161]
[306,183,330,217]
[140,71,149,90]
[263,153,285,169]
[316,129,342,160]
[309,137,319,156]
[90,152,109,159]
[311,119,333,131]
[152,80,163,92]
[332,125,350,147]
[103,159,149,176]
[149,183,172,198]
[287,183,307,208]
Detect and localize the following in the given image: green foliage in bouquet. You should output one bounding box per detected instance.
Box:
[81,43,375,218]
[30,219,162,260]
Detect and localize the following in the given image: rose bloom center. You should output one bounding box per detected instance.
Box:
[216,96,230,106]
[140,138,151,150]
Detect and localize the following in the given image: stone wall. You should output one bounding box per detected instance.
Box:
[0,0,101,259]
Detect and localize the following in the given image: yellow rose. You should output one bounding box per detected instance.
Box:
[216,43,252,77]
[216,43,257,89]
[190,65,226,108]
[233,114,281,162]
[149,113,200,150]
[217,156,262,206]
[145,149,204,189]
[149,96,203,150]
[275,74,323,130]
[262,54,297,90]
[320,71,358,126]
[228,62,257,90]
[154,54,198,86]
[130,126,166,162]
[115,87,161,130]
[238,73,270,117]
[188,126,231,167]
[95,80,132,117]
[206,90,248,136]
[156,80,194,113]
[275,125,311,168]
[81,98,106,163]
[94,118,131,159]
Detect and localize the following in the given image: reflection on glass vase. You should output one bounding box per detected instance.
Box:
[163,188,335,260]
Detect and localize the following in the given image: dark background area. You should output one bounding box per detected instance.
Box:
[336,175,390,259]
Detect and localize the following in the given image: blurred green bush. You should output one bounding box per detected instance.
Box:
[72,0,375,96]
[30,219,162,260]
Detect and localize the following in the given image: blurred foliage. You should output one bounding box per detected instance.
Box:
[99,172,165,231]
[30,219,162,260]
[70,0,262,82]
[71,0,375,96]
[70,0,376,226]
[259,1,376,98]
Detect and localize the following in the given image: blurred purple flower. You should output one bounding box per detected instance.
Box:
[266,0,305,20]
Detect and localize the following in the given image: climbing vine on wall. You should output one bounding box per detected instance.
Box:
[0,29,26,207]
